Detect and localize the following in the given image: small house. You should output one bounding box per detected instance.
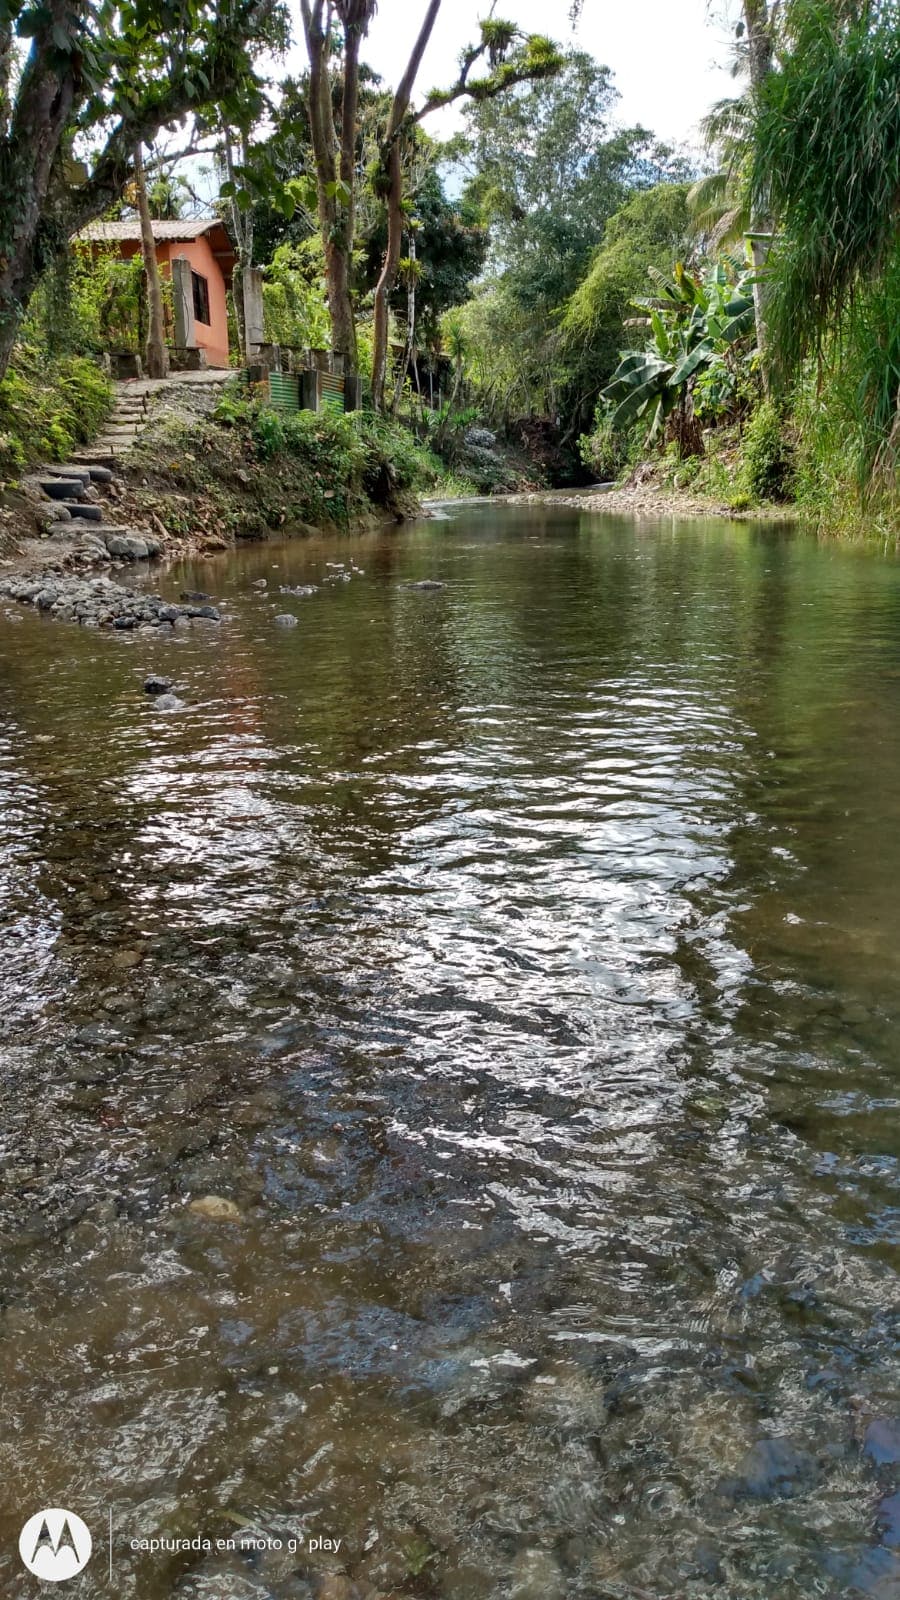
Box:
[78,217,236,368]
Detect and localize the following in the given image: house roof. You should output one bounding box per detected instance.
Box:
[80,217,223,243]
[78,216,236,276]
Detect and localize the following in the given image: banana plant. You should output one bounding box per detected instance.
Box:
[602,258,756,451]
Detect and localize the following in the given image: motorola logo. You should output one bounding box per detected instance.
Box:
[19,1509,93,1581]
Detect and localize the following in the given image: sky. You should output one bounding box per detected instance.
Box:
[356,0,743,152]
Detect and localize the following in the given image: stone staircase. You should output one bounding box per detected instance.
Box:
[71,387,151,464]
[32,462,159,563]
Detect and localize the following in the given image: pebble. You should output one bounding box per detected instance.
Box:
[187,1195,243,1222]
[112,948,143,970]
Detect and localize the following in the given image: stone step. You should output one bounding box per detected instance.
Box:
[103,424,141,436]
[65,503,104,521]
[42,464,91,485]
[40,478,86,500]
[69,452,120,469]
[84,465,115,484]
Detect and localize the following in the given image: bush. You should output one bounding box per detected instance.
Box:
[244,403,445,522]
[578,410,635,481]
[0,347,113,483]
[740,399,794,501]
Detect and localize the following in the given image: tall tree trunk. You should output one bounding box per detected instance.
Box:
[223,125,256,358]
[134,142,169,378]
[223,128,246,357]
[300,0,374,366]
[744,0,774,378]
[0,0,80,379]
[371,0,443,412]
[391,230,417,412]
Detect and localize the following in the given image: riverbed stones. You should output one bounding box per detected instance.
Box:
[877,1494,900,1548]
[0,570,223,631]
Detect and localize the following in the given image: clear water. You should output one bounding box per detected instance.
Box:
[0,504,898,1599]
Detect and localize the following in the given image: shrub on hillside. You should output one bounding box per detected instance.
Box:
[740,400,795,501]
[0,348,112,483]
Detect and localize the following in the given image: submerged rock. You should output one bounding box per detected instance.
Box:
[274,613,298,628]
[187,1195,243,1222]
[144,674,173,695]
[509,1549,566,1600]
[877,1493,900,1548]
[865,1420,900,1468]
[719,1436,821,1501]
[401,580,445,591]
[153,693,182,711]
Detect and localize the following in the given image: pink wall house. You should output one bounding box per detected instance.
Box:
[79,218,236,368]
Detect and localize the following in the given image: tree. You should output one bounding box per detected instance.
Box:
[298,0,377,366]
[361,154,487,368]
[222,123,254,357]
[601,257,756,455]
[462,51,690,312]
[562,182,693,426]
[0,0,281,380]
[133,142,169,378]
[370,15,563,410]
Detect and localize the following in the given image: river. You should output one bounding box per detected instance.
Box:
[1,503,898,1598]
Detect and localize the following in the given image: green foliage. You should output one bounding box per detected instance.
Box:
[245,404,443,523]
[261,241,331,351]
[752,0,900,387]
[601,257,756,451]
[360,156,488,352]
[0,347,113,483]
[462,51,689,310]
[24,244,145,356]
[578,410,636,480]
[739,399,793,500]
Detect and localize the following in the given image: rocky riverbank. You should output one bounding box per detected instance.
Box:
[507,485,799,521]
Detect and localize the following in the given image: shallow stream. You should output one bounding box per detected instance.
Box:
[1,504,899,1598]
